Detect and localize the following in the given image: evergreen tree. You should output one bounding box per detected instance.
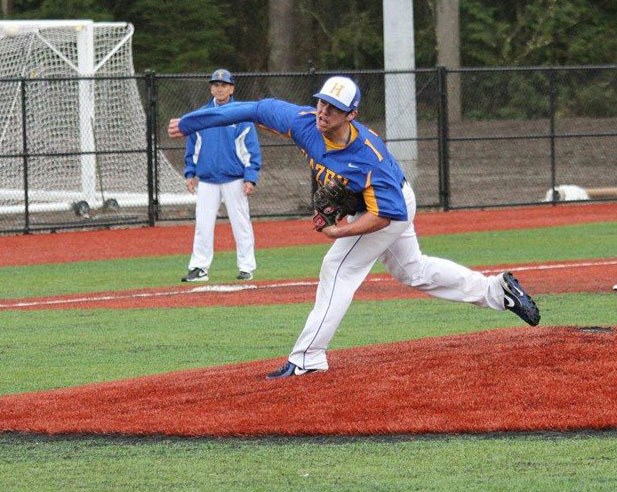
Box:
[6,0,617,71]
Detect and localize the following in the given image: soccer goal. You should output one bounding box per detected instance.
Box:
[0,20,190,216]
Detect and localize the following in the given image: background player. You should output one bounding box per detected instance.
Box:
[168,76,540,378]
[181,68,261,282]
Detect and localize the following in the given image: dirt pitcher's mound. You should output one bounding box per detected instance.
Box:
[1,326,616,437]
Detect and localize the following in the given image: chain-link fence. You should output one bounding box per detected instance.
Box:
[1,66,616,234]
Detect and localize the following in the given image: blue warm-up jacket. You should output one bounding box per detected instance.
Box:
[183,97,261,185]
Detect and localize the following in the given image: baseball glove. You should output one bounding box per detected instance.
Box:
[312,177,356,231]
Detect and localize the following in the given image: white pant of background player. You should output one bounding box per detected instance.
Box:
[290,182,506,371]
[189,179,256,274]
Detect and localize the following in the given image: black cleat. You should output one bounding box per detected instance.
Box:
[266,361,322,380]
[181,268,209,282]
[501,271,541,326]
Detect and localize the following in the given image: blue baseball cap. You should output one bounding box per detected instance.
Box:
[209,68,235,85]
[313,76,361,112]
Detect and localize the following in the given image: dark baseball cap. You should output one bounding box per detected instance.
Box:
[209,68,235,85]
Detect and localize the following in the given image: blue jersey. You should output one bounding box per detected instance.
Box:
[179,99,407,220]
[183,97,261,185]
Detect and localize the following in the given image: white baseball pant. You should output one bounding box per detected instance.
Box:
[289,182,505,370]
[189,178,256,273]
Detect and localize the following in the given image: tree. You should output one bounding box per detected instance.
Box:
[10,0,111,21]
[2,0,14,17]
[8,0,237,72]
[108,0,235,72]
[268,0,294,72]
[299,0,383,70]
[6,0,617,72]
[436,0,461,121]
[224,0,269,71]
[461,0,617,66]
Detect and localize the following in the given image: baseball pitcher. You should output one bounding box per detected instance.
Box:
[168,76,540,379]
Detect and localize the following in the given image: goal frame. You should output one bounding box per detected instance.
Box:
[0,20,192,216]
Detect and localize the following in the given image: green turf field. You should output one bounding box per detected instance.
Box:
[0,221,616,491]
[1,221,615,299]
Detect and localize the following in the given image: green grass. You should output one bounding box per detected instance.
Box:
[0,293,614,395]
[0,220,616,491]
[0,434,616,491]
[1,221,615,299]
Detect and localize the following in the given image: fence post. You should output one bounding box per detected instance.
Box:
[145,70,157,226]
[548,67,557,204]
[308,61,318,203]
[437,66,450,210]
[20,78,31,233]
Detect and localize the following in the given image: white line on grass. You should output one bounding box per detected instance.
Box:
[1,259,616,309]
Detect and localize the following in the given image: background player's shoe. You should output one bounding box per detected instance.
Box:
[181,268,209,282]
[500,271,540,326]
[266,361,321,380]
[237,271,253,280]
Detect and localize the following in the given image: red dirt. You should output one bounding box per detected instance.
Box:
[1,201,616,267]
[0,201,616,437]
[2,259,616,311]
[1,327,615,437]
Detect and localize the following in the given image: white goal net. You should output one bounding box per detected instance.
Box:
[0,20,189,215]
